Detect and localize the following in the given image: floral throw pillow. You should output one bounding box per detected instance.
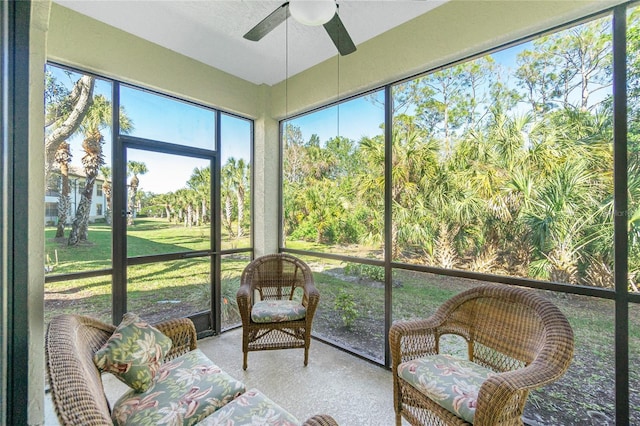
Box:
[93,312,172,393]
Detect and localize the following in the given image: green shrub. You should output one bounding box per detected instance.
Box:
[344,262,385,281]
[334,290,358,328]
[290,221,319,242]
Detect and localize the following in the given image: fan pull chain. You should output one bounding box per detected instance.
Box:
[336,3,340,139]
[285,14,289,122]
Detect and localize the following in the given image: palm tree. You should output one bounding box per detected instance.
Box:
[172,188,189,226]
[221,162,236,238]
[68,124,105,245]
[163,192,175,222]
[229,158,248,238]
[184,190,198,227]
[187,167,210,224]
[127,161,148,226]
[523,160,596,283]
[67,87,133,245]
[53,141,72,238]
[100,166,112,225]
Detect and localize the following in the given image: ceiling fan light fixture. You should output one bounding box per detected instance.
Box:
[289,0,336,26]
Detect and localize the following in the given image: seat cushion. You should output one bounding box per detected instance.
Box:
[397,354,495,424]
[251,300,306,323]
[94,312,173,393]
[112,349,246,426]
[196,388,299,426]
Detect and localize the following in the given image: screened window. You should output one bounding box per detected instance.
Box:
[283,91,385,258]
[392,16,614,288]
[44,63,253,337]
[44,66,113,274]
[119,85,215,149]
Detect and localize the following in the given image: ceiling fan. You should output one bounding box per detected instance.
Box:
[243,0,357,56]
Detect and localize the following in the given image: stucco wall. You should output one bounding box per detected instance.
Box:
[47,3,260,118]
[29,2,50,424]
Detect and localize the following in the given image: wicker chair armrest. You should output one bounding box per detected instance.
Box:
[236,281,253,325]
[474,358,571,425]
[302,278,320,314]
[302,414,339,426]
[474,368,538,425]
[153,317,197,361]
[389,318,441,366]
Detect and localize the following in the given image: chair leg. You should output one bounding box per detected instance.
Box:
[395,413,402,426]
[304,345,309,366]
[243,351,248,370]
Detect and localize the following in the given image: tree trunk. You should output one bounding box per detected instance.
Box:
[127,186,137,226]
[55,162,70,238]
[68,174,96,245]
[55,194,70,238]
[102,182,112,225]
[186,203,194,227]
[236,186,245,238]
[224,195,234,237]
[68,129,104,245]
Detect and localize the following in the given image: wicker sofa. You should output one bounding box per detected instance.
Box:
[46,314,338,426]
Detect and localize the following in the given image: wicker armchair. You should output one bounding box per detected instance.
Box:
[237,253,320,370]
[389,285,574,426]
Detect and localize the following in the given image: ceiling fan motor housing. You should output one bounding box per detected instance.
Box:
[289,0,337,26]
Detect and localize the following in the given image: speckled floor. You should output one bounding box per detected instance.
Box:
[45,328,407,425]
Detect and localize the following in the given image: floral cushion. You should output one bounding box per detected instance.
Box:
[251,300,306,323]
[94,312,173,393]
[112,349,246,426]
[397,354,495,424]
[196,388,299,426]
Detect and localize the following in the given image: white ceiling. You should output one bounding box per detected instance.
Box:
[53,1,448,85]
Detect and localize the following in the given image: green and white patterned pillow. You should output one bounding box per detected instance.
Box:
[93,312,172,392]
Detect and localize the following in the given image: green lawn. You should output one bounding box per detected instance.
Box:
[45,218,249,325]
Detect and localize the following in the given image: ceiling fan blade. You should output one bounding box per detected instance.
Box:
[244,2,290,42]
[323,13,356,56]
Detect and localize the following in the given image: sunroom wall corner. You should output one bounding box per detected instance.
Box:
[28,0,51,424]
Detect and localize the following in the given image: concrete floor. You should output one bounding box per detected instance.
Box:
[45,328,404,425]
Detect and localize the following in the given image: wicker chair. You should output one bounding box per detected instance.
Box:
[237,253,320,370]
[389,285,574,426]
[46,314,338,426]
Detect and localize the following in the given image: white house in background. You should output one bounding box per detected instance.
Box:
[45,165,108,226]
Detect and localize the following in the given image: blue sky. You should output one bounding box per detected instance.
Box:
[288,90,385,144]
